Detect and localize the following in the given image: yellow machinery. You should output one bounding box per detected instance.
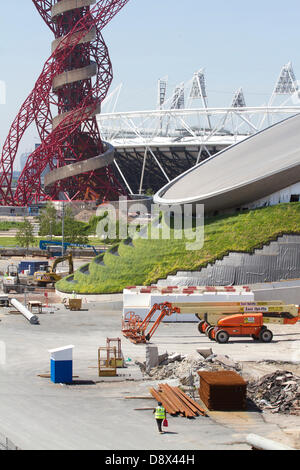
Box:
[170,301,300,335]
[33,254,74,286]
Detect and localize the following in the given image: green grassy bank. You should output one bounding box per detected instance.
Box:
[57,203,300,294]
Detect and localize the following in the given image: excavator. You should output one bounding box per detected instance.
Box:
[122,300,300,344]
[33,254,74,286]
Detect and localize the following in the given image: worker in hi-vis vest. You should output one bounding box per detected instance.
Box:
[153,402,167,434]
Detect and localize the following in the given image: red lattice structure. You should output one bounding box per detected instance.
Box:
[0,0,129,206]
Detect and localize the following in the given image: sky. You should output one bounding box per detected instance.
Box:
[1,0,300,169]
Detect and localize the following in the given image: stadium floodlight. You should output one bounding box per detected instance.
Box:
[261,62,299,127]
[232,88,246,108]
[274,63,298,95]
[190,70,207,99]
[158,77,168,108]
[171,84,185,109]
[188,69,211,129]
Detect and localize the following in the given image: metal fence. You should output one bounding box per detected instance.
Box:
[0,432,19,451]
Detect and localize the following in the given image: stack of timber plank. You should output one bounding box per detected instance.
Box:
[198,370,247,411]
[150,383,207,418]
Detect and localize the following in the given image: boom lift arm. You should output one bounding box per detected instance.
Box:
[122,302,180,344]
[145,303,181,341]
[51,254,74,275]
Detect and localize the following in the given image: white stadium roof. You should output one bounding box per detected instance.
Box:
[154,113,300,212]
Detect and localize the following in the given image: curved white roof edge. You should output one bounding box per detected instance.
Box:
[154,113,300,210]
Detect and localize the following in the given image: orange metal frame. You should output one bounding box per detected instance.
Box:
[122,302,181,344]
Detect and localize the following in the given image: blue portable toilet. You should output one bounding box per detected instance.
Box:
[49,345,74,384]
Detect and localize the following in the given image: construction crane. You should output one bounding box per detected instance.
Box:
[39,240,101,257]
[122,301,300,344]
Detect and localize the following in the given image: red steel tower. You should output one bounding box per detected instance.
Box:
[0,0,129,205]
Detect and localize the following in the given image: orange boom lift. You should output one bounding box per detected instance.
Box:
[207,313,274,344]
[122,301,300,344]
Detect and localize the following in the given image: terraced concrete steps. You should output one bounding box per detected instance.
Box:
[157,234,300,287]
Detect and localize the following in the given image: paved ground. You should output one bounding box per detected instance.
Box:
[0,302,299,450]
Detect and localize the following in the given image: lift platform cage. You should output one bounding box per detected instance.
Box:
[98,347,117,377]
[106,338,124,368]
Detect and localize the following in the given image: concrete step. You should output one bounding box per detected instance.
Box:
[157,234,300,287]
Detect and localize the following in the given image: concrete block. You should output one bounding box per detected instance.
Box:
[146,345,159,373]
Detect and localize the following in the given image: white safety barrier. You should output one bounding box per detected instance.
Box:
[123,286,255,322]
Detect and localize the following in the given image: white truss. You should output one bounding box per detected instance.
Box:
[259,62,299,128]
[101,83,123,114]
[232,88,246,108]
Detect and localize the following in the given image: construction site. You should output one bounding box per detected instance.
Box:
[0,261,300,451]
[1,0,300,454]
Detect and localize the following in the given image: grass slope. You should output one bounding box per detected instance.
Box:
[57,203,300,294]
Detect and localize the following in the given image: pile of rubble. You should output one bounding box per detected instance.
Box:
[247,370,300,415]
[136,347,300,416]
[136,348,242,388]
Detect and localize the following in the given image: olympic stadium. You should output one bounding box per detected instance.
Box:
[98,64,300,197]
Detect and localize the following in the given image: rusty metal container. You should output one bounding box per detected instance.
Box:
[198,370,247,411]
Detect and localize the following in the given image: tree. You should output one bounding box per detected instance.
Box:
[63,207,89,245]
[15,219,35,253]
[39,202,57,238]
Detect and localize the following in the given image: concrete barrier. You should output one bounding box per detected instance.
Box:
[252,280,300,304]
